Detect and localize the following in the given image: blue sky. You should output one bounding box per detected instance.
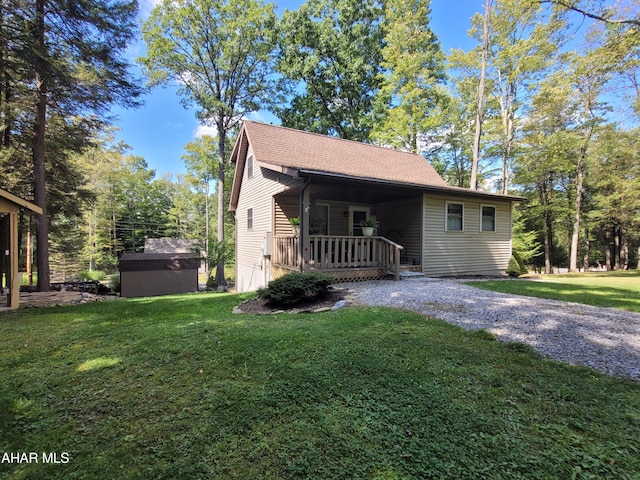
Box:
[110,0,487,177]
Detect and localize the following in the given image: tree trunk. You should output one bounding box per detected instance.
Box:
[614,226,621,270]
[205,180,210,275]
[621,229,629,270]
[26,220,33,285]
[582,227,589,272]
[605,228,613,271]
[470,0,490,191]
[33,0,50,292]
[214,127,227,290]
[569,134,591,271]
[500,80,516,195]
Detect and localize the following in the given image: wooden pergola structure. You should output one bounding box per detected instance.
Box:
[0,188,42,310]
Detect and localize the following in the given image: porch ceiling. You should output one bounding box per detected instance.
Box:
[275,178,421,204]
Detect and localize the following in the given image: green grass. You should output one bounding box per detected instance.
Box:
[1,293,639,479]
[467,270,640,312]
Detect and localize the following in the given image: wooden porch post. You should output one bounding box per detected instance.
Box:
[8,210,19,309]
[301,184,311,271]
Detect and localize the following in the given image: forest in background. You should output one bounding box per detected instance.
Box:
[1,0,639,290]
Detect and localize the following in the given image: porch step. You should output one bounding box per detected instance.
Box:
[398,271,426,280]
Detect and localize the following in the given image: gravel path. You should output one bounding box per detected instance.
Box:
[343,278,640,381]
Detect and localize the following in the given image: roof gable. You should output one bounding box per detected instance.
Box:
[241,121,448,187]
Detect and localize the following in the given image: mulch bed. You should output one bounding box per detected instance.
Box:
[237,289,349,314]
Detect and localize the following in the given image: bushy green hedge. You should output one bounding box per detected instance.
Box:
[258,272,335,308]
[505,255,523,277]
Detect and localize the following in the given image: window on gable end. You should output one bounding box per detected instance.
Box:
[247,154,254,179]
[481,205,496,232]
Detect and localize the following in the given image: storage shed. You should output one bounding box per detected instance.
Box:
[119,253,201,298]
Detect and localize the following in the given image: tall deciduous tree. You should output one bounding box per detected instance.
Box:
[277,0,384,142]
[1,0,143,291]
[372,0,446,153]
[140,0,278,289]
[515,74,575,273]
[589,127,640,270]
[181,135,219,273]
[451,0,565,193]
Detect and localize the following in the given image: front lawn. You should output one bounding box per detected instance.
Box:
[466,270,640,312]
[1,293,639,479]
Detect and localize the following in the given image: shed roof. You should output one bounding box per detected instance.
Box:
[119,253,201,272]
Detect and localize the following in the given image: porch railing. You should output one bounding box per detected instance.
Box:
[273,235,404,280]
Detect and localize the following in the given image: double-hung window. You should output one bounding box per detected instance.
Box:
[247,207,254,230]
[446,202,463,231]
[481,205,496,232]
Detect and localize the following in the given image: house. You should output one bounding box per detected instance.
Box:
[0,188,43,310]
[229,121,522,293]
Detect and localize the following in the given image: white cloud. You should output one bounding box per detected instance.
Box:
[194,123,218,138]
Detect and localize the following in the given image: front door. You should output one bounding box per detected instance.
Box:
[349,206,370,236]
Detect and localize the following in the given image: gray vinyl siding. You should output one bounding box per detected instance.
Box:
[423,194,513,276]
[274,199,356,236]
[235,146,302,292]
[376,197,422,265]
[274,195,298,236]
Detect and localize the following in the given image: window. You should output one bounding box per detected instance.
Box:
[446,202,463,231]
[247,154,254,178]
[247,207,254,230]
[309,203,329,235]
[481,205,496,232]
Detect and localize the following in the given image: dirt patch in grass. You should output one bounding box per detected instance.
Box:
[237,289,349,314]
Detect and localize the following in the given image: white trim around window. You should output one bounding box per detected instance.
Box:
[247,207,254,230]
[480,204,496,232]
[247,154,254,179]
[445,201,464,232]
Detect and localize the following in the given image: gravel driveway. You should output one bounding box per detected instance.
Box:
[344,278,640,381]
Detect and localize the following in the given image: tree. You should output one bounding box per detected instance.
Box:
[277,0,384,141]
[565,56,608,272]
[372,0,446,153]
[514,74,575,273]
[589,127,640,270]
[1,0,144,291]
[140,0,279,289]
[536,1,640,27]
[471,0,491,191]
[181,135,219,274]
[451,0,565,193]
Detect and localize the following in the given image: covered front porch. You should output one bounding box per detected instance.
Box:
[270,175,423,282]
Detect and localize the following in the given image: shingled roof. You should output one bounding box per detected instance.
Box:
[230,121,521,210]
[242,120,448,185]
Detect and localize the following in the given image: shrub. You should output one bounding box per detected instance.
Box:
[512,250,528,275]
[258,272,335,308]
[108,274,121,293]
[505,255,522,277]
